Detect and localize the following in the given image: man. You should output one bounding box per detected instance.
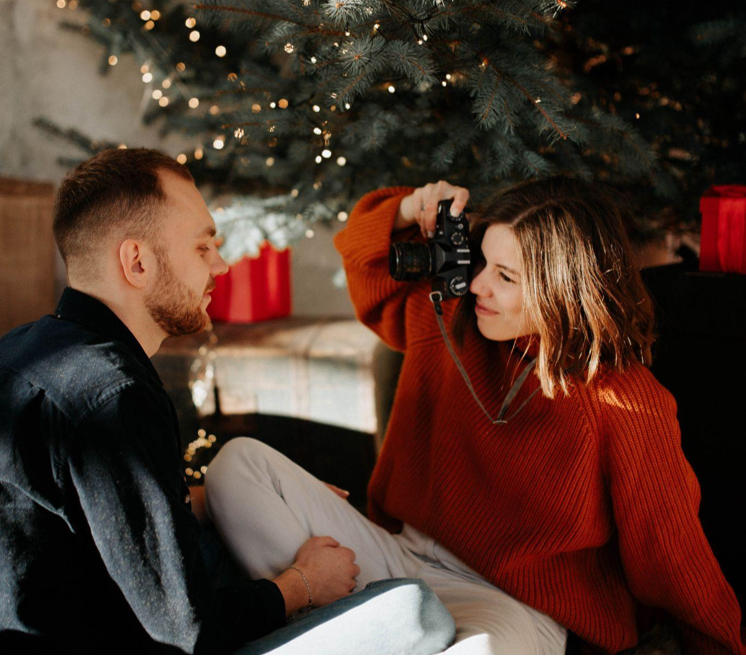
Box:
[0,149,453,653]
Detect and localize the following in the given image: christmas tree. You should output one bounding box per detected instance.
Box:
[44,0,674,255]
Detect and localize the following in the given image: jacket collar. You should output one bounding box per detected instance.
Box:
[54,287,163,385]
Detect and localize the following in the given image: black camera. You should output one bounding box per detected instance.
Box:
[388,198,471,299]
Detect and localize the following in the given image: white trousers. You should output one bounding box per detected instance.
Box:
[205,438,567,655]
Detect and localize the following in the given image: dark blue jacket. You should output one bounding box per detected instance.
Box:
[0,288,284,653]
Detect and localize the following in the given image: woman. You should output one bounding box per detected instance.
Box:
[206,177,744,654]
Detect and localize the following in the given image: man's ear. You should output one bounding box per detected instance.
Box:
[119,240,151,289]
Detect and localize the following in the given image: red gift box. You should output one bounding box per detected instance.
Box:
[208,242,292,323]
[699,185,746,274]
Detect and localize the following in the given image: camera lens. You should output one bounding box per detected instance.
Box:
[389,242,433,281]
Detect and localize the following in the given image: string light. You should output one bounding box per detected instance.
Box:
[636,113,641,119]
[142,72,153,83]
[278,98,289,109]
[159,97,169,107]
[312,105,320,112]
[446,74,452,80]
[56,0,66,6]
[270,102,277,109]
[321,149,332,158]
[310,56,317,64]
[152,89,163,99]
[140,10,151,20]
[140,64,149,74]
[374,23,380,30]
[210,105,220,115]
[185,17,196,28]
[176,62,186,72]
[144,20,155,30]
[151,10,161,20]
[215,45,227,57]
[194,147,204,160]
[189,30,200,42]
[108,55,118,66]
[162,79,172,89]
[305,229,315,238]
[176,153,187,164]
[337,211,349,221]
[213,137,225,150]
[234,127,244,138]
[251,103,261,113]
[388,85,395,93]
[441,81,447,87]
[284,43,294,53]
[313,127,322,135]
[315,155,322,163]
[344,102,351,109]
[189,97,199,108]
[266,157,275,167]
[336,156,346,166]
[68,0,78,8]
[291,189,299,197]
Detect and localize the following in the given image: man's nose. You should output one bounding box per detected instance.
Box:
[213,250,229,277]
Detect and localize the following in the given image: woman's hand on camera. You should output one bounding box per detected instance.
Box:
[395,181,470,238]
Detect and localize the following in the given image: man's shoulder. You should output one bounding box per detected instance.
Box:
[0,315,163,423]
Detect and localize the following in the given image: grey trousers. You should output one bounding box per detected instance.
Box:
[205,438,567,655]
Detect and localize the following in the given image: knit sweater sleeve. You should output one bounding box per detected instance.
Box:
[598,365,744,654]
[334,186,430,352]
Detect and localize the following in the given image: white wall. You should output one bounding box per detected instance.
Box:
[0,0,354,317]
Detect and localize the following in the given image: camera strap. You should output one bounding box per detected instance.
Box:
[429,291,540,425]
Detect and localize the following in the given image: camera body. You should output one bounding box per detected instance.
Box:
[389,198,471,299]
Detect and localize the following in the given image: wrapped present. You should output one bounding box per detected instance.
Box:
[699,185,746,274]
[208,242,292,323]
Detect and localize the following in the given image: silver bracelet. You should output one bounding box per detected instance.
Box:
[288,565,313,612]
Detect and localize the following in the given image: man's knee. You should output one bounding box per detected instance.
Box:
[205,437,272,507]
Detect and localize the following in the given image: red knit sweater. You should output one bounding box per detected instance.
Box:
[335,187,745,654]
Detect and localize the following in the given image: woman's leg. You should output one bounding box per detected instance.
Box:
[204,437,420,586]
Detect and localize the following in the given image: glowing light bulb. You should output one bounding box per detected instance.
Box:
[189,97,199,109]
[312,105,320,112]
[108,55,118,66]
[176,153,187,164]
[185,17,196,28]
[152,90,163,99]
[266,157,275,167]
[388,85,395,93]
[313,127,322,135]
[162,79,171,89]
[336,157,346,166]
[215,45,227,57]
[142,72,153,83]
[321,149,331,158]
[194,148,204,160]
[315,155,322,163]
[213,138,225,150]
[158,96,169,107]
[305,229,315,238]
[278,98,289,109]
[189,30,200,42]
[337,211,349,221]
[140,10,151,20]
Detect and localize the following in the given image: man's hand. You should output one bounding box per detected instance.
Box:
[273,536,360,616]
[324,482,350,500]
[395,180,470,238]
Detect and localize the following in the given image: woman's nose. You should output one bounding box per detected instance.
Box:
[470,266,490,297]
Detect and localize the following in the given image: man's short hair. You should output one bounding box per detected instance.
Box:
[53,148,194,276]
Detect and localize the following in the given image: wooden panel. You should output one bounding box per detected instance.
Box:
[0,177,57,335]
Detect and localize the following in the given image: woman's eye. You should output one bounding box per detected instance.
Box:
[499,272,515,284]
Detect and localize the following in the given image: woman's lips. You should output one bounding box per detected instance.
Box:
[475,302,499,316]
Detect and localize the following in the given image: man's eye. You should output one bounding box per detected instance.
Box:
[198,246,210,254]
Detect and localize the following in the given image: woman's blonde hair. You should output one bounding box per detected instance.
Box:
[453,176,655,399]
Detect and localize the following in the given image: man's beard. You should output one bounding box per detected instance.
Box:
[146,248,214,337]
